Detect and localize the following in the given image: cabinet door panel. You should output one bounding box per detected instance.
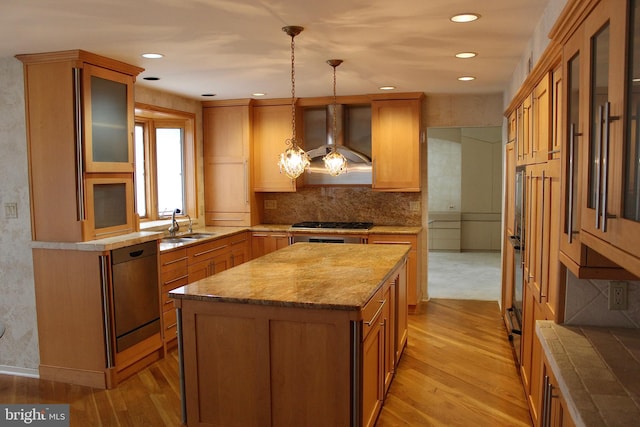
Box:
[253,105,298,192]
[83,64,134,173]
[371,99,421,191]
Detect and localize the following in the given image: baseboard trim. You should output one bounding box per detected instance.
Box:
[0,365,39,378]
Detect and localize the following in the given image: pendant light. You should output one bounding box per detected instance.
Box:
[323,59,348,176]
[278,25,310,180]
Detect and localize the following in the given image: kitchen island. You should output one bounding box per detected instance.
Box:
[169,242,410,427]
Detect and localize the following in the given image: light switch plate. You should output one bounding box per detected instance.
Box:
[4,203,17,219]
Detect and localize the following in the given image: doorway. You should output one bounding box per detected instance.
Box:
[427,126,502,300]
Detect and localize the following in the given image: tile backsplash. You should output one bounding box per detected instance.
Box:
[261,186,422,226]
[564,271,640,328]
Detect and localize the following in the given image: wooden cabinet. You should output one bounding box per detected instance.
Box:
[203,101,258,226]
[159,233,249,348]
[556,2,634,280]
[176,250,407,427]
[572,0,640,277]
[368,232,422,312]
[251,231,290,258]
[187,237,231,283]
[361,287,385,427]
[253,103,300,192]
[371,97,422,191]
[17,50,143,242]
[229,231,251,266]
[532,73,552,164]
[159,248,188,348]
[516,95,533,165]
[540,352,577,427]
[32,247,163,389]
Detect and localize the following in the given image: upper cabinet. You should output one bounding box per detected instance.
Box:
[83,64,135,173]
[17,50,143,242]
[253,102,300,192]
[556,0,640,277]
[371,96,423,191]
[202,100,259,226]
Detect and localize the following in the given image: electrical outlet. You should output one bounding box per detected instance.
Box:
[409,201,420,212]
[608,281,628,310]
[264,200,277,210]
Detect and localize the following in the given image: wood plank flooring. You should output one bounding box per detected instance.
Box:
[0,299,531,426]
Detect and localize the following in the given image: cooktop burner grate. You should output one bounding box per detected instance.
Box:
[291,221,374,230]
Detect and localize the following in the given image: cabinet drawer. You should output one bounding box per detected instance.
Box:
[362,288,385,340]
[162,276,188,309]
[160,249,188,273]
[368,234,417,248]
[163,309,177,340]
[230,231,250,246]
[187,237,230,263]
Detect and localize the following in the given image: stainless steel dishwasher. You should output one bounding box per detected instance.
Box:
[111,241,160,352]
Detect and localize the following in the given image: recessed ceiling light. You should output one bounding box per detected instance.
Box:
[201,93,216,97]
[450,13,480,23]
[379,86,396,91]
[457,76,476,81]
[455,52,477,59]
[143,76,160,81]
[141,53,164,59]
[252,93,266,97]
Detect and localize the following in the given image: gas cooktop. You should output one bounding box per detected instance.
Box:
[291,221,374,230]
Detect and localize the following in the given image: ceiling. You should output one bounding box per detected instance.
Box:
[2,0,550,101]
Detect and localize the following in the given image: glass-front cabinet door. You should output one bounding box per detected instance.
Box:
[560,24,585,265]
[83,64,135,173]
[580,0,640,273]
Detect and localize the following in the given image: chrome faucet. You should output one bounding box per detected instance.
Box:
[187,215,192,233]
[168,208,180,236]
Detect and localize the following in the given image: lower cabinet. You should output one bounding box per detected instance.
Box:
[368,232,422,312]
[540,356,576,427]
[362,261,408,427]
[159,232,251,348]
[361,287,386,427]
[251,231,291,258]
[187,237,231,282]
[32,247,163,389]
[159,248,188,349]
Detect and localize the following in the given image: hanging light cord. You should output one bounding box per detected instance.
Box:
[290,33,297,143]
[332,64,337,152]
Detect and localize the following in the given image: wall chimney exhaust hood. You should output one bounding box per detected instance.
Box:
[303,104,372,185]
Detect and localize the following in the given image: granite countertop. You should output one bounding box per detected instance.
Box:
[169,242,410,311]
[29,223,422,252]
[536,321,640,426]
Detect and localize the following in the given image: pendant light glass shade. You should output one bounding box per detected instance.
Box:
[277,26,310,180]
[323,59,347,176]
[279,142,310,179]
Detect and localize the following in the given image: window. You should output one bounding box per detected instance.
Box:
[134,104,196,221]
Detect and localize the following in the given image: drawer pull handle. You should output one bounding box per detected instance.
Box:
[164,274,188,286]
[193,245,228,257]
[364,299,386,326]
[163,256,188,266]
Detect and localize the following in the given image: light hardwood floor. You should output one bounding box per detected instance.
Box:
[0,299,531,426]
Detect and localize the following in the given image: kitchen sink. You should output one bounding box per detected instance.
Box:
[180,232,216,239]
[161,232,216,244]
[161,237,197,244]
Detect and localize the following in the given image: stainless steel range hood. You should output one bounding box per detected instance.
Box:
[304,104,372,185]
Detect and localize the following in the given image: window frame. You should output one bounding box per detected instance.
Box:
[134,103,197,222]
